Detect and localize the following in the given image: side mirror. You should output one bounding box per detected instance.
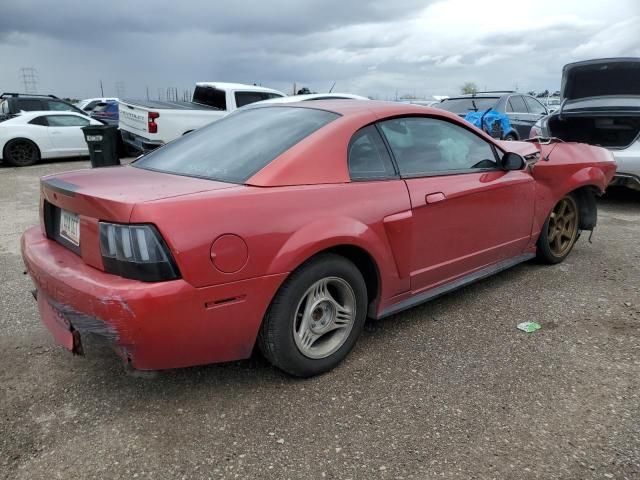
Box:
[502,152,525,171]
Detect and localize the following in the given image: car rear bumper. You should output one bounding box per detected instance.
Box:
[21,226,286,370]
[610,142,640,190]
[120,129,164,153]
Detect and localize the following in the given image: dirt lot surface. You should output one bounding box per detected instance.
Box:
[1,159,638,480]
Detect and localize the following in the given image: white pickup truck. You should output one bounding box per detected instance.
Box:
[119,82,285,152]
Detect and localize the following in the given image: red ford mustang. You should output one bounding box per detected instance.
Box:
[21,101,616,377]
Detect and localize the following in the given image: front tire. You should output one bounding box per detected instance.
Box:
[536,194,580,264]
[3,139,40,167]
[258,253,367,377]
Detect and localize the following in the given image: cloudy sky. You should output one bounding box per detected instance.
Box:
[0,0,638,100]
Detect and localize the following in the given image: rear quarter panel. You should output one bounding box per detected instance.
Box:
[130,181,413,305]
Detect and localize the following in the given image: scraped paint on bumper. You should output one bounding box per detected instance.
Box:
[21,226,286,370]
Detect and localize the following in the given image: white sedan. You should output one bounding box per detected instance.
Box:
[0,111,102,167]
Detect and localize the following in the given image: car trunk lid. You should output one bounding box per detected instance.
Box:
[41,165,236,223]
[561,58,640,104]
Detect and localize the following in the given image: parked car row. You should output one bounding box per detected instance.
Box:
[3,57,639,192]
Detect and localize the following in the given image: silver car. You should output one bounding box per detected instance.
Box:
[532,58,640,191]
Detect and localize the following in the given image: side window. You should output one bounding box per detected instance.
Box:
[16,99,43,111]
[46,100,75,111]
[235,91,268,108]
[83,100,100,111]
[28,116,49,126]
[264,93,284,100]
[0,100,7,114]
[348,125,396,180]
[507,96,527,113]
[379,117,498,176]
[47,115,90,127]
[192,86,227,110]
[524,96,547,115]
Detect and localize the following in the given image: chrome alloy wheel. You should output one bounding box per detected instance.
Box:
[293,277,356,359]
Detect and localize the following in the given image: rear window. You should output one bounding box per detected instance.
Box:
[193,86,226,110]
[93,102,117,113]
[437,97,498,114]
[133,107,339,183]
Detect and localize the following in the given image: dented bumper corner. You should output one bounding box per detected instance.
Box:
[21,226,286,370]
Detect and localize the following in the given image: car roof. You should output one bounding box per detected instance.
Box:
[443,94,503,100]
[7,110,90,121]
[79,97,118,102]
[195,82,285,95]
[255,93,369,105]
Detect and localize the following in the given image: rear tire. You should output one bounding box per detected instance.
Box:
[536,194,580,264]
[3,139,40,167]
[258,253,367,377]
[503,133,518,141]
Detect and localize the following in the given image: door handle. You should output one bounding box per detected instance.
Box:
[425,192,446,204]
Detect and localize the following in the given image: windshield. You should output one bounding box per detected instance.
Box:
[437,97,499,114]
[133,107,339,183]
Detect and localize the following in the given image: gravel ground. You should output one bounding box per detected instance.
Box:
[1,158,638,480]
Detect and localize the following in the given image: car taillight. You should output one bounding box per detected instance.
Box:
[529,118,548,139]
[99,222,180,282]
[148,111,159,134]
[529,124,542,138]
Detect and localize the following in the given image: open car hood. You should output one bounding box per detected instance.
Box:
[561,58,640,103]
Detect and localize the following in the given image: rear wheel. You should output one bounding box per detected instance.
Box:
[536,194,580,264]
[3,139,40,167]
[258,253,367,377]
[503,133,518,141]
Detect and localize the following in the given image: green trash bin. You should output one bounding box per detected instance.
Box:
[82,125,121,168]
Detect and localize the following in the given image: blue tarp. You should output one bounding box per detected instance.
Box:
[464,109,511,138]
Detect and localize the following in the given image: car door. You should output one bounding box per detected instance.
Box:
[46,114,90,155]
[523,96,548,135]
[25,115,56,156]
[505,95,531,139]
[378,116,535,293]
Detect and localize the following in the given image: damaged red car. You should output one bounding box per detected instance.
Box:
[21,101,616,377]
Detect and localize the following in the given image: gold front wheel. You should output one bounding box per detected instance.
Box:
[547,196,579,257]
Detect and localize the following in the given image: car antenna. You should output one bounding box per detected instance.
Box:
[543,138,564,161]
[328,81,336,93]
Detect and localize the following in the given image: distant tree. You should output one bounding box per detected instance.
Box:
[527,91,536,96]
[460,82,478,94]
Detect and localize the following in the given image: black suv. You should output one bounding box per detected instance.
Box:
[0,93,85,119]
[436,91,548,140]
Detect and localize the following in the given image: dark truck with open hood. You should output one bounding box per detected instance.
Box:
[531,58,640,190]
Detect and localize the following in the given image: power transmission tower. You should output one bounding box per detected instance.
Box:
[19,67,38,93]
[115,81,126,98]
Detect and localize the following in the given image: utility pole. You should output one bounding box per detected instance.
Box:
[19,67,38,94]
[146,85,150,100]
[100,80,104,97]
[115,81,125,98]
